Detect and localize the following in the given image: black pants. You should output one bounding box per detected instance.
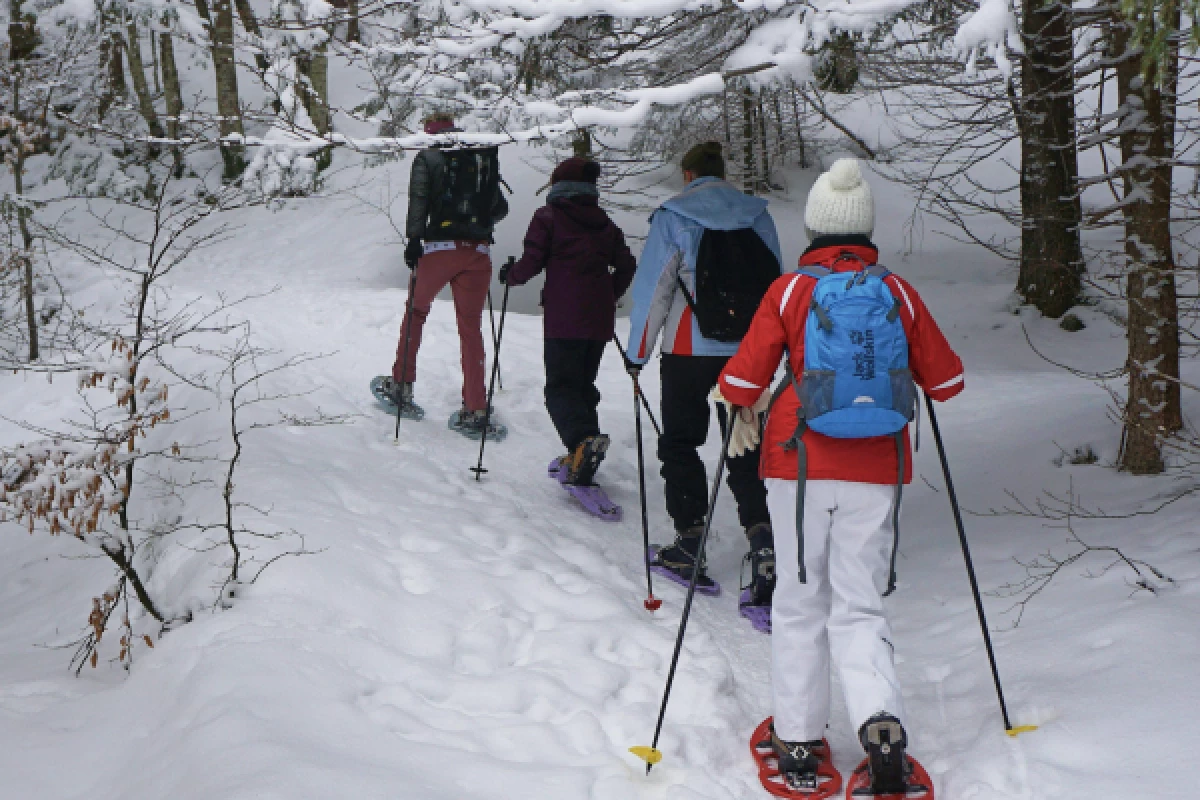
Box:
[659,353,770,533]
[544,338,606,452]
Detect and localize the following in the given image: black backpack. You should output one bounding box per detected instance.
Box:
[428,147,501,241]
[677,227,780,342]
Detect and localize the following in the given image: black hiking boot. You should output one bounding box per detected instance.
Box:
[449,407,507,442]
[769,726,825,790]
[565,434,610,486]
[741,522,776,606]
[651,526,717,590]
[857,712,909,795]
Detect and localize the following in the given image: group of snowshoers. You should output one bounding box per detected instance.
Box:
[372,111,965,799]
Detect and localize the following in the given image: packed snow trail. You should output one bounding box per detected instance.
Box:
[0,156,1197,799]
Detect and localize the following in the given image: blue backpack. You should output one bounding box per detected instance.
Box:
[782,259,916,594]
[796,262,915,434]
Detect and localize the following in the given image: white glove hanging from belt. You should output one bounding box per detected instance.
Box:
[711,385,772,458]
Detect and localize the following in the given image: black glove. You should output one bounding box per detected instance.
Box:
[404,239,423,269]
[498,256,515,286]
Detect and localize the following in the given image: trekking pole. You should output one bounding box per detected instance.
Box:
[394,265,419,442]
[470,259,513,481]
[632,373,662,613]
[631,416,737,773]
[611,335,662,437]
[924,393,1036,738]
[487,288,503,391]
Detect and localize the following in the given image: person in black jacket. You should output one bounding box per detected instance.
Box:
[380,113,509,436]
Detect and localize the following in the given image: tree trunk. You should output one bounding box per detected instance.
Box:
[346,0,361,43]
[298,46,332,170]
[233,0,269,71]
[96,32,127,122]
[150,29,160,93]
[741,88,755,195]
[789,85,808,168]
[123,21,165,141]
[757,95,770,190]
[159,32,184,175]
[1113,12,1181,474]
[1017,0,1083,318]
[11,73,38,361]
[572,128,592,157]
[210,0,245,180]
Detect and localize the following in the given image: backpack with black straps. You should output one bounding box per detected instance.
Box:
[677,227,780,343]
[428,147,501,241]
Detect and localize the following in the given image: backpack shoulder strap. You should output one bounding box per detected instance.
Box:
[865,264,891,278]
[674,254,700,318]
[796,265,831,279]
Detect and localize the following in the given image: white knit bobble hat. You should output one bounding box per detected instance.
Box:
[804,158,875,238]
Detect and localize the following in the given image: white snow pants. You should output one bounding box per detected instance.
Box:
[766,477,905,742]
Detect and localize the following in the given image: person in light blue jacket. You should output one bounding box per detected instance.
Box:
[624,141,784,602]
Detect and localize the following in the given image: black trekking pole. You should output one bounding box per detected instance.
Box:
[924,393,1036,738]
[394,265,419,442]
[470,259,513,481]
[487,288,503,391]
[612,335,662,437]
[631,417,737,772]
[632,372,661,613]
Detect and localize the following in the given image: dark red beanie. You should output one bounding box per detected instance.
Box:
[551,157,601,185]
[423,116,456,135]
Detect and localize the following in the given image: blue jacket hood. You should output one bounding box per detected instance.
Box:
[660,177,769,231]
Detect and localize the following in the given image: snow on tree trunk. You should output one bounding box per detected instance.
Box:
[1113,11,1181,474]
[1017,0,1082,319]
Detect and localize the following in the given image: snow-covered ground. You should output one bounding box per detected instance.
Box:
[1,147,1196,800]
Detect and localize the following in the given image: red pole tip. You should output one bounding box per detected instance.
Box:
[644,596,662,611]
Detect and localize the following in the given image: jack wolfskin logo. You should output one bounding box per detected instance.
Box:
[849,329,875,380]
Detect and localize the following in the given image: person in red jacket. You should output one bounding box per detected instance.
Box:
[715,159,964,788]
[501,157,637,484]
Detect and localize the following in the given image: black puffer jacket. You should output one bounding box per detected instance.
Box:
[405,148,509,242]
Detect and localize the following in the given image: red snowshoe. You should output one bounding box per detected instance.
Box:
[750,717,842,800]
[844,758,933,799]
[844,714,934,799]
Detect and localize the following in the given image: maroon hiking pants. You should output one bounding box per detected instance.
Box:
[392,242,492,412]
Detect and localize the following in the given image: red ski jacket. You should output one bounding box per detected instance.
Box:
[718,238,965,485]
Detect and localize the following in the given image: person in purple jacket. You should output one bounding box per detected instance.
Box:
[500,157,637,486]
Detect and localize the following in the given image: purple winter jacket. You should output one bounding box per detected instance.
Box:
[507,195,637,340]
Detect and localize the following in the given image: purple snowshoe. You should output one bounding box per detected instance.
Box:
[546,457,623,522]
[739,588,772,634]
[647,545,721,597]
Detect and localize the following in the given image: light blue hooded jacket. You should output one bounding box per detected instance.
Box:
[625,177,783,363]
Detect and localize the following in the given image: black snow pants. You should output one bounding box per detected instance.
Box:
[544,338,606,453]
[659,353,770,533]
